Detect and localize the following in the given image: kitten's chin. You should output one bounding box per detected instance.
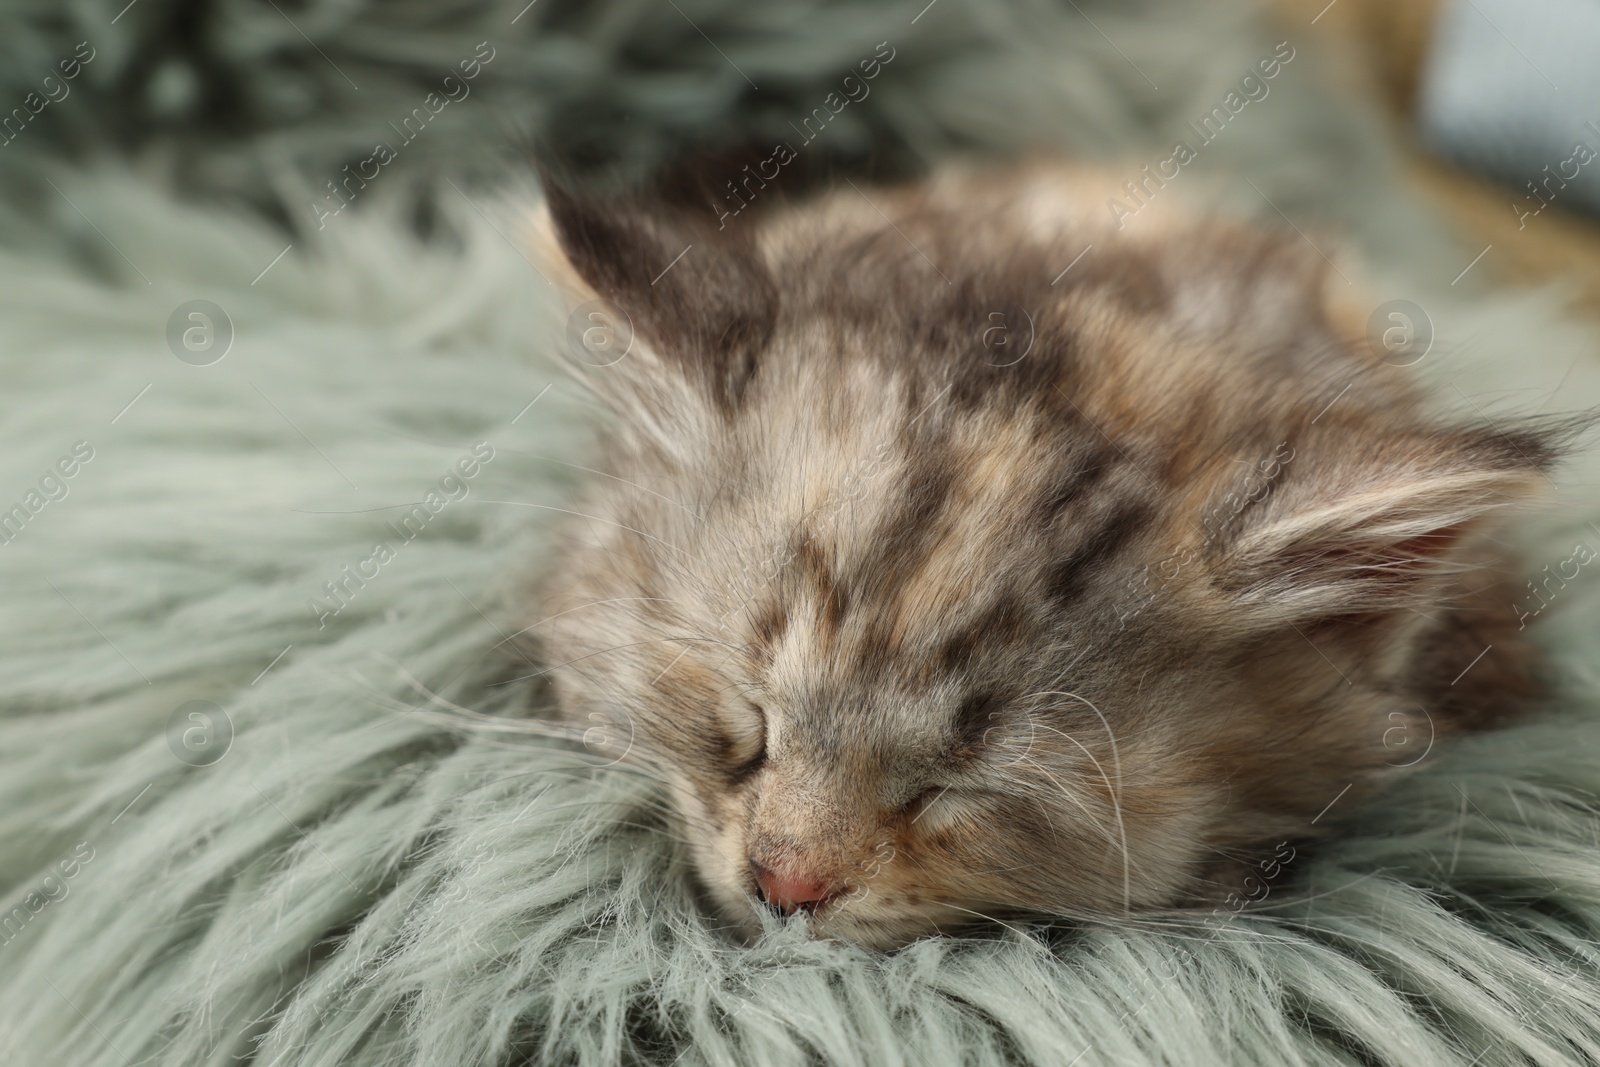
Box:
[701,881,993,951]
[715,901,945,952]
[805,911,945,951]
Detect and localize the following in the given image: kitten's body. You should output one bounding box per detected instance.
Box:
[530,162,1561,949]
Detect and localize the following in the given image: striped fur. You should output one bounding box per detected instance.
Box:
[528,161,1567,949]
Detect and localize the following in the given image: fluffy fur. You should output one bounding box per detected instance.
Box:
[3,0,1600,1063]
[1,175,1599,1067]
[533,161,1580,948]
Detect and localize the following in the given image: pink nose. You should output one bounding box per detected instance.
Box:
[750,861,837,915]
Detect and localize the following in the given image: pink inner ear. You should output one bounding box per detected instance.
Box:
[1388,522,1470,566]
[1259,520,1477,619]
[1331,522,1469,574]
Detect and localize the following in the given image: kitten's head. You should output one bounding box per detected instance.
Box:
[530,164,1567,949]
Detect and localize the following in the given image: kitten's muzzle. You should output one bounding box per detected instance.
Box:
[749,860,842,916]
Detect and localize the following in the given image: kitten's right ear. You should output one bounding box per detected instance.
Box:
[1214,418,1575,624]
[538,168,779,413]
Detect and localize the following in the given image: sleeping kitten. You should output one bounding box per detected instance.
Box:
[527,160,1568,950]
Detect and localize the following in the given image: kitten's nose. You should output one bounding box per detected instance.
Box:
[749,861,837,915]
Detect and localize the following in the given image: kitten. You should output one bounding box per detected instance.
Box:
[526,160,1570,950]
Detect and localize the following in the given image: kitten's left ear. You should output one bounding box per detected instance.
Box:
[539,169,779,412]
[1215,420,1570,621]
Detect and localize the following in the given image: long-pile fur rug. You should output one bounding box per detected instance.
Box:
[3,0,1600,1063]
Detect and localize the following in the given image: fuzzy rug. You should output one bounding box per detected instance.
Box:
[3,1,1600,1064]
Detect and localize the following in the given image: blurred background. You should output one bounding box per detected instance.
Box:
[4,4,1600,1065]
[2,0,1598,308]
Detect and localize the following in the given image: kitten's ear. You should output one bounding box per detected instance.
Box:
[539,168,779,412]
[1216,421,1568,620]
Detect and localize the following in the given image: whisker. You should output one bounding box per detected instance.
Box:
[1008,756,1120,850]
[933,901,1044,941]
[1015,692,1133,915]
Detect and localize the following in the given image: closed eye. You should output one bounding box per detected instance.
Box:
[725,702,767,783]
[906,785,953,821]
[953,691,1003,753]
